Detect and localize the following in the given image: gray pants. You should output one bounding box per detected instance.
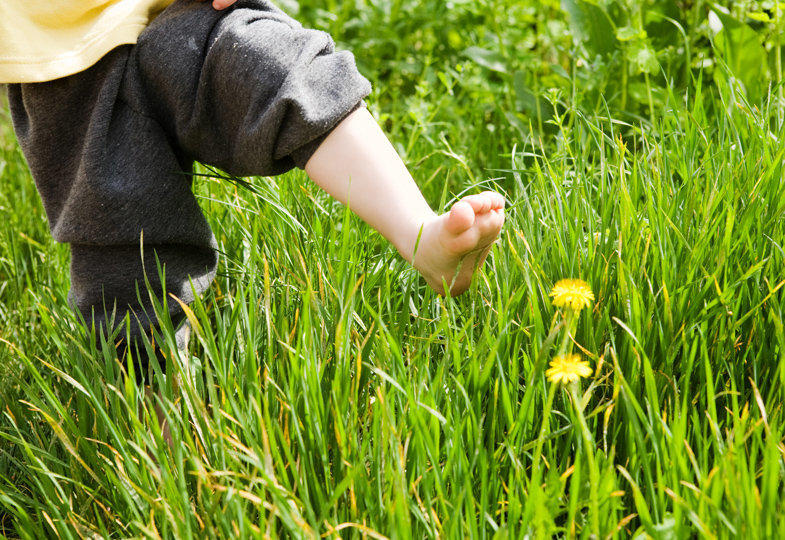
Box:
[7,0,371,368]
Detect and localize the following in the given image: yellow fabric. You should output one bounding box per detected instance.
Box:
[0,0,176,83]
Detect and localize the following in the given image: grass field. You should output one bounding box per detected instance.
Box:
[3,0,785,537]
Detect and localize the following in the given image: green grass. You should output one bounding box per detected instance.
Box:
[3,0,785,537]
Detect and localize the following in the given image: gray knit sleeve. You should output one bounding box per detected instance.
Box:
[131,0,372,176]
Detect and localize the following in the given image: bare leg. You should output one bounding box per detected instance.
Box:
[144,385,173,447]
[304,108,505,295]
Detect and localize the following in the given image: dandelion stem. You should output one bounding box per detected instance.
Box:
[531,381,557,486]
[556,308,577,356]
[569,381,600,537]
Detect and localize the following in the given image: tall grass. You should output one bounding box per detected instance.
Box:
[3,0,785,537]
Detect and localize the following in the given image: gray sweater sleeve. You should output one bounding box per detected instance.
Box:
[129,0,372,176]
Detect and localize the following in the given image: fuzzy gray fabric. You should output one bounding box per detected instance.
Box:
[7,0,371,372]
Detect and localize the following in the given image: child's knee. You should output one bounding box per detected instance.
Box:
[132,0,371,176]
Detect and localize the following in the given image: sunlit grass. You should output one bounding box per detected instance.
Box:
[3,0,785,537]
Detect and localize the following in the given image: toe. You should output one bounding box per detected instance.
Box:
[446,201,475,234]
[463,194,492,214]
[464,191,505,214]
[491,206,505,227]
[493,208,506,231]
[485,191,506,210]
[475,209,504,241]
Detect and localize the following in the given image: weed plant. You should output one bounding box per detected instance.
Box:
[2,0,785,537]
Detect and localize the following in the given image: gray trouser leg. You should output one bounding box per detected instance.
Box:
[8,47,218,361]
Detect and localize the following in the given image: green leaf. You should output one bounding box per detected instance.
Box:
[513,71,539,116]
[710,6,769,101]
[627,41,659,74]
[560,0,616,56]
[616,25,643,42]
[463,46,508,73]
[747,11,770,23]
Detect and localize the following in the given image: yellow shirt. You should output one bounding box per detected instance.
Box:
[0,0,175,83]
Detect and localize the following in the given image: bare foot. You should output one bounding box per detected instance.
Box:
[410,191,505,296]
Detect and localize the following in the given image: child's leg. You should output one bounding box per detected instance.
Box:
[7,46,218,377]
[304,107,505,295]
[9,0,503,380]
[139,1,504,295]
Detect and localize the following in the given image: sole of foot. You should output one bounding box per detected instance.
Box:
[414,190,505,296]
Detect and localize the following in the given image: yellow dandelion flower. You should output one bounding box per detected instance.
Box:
[550,279,594,312]
[546,354,593,384]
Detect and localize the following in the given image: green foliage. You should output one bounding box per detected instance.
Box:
[2,0,785,537]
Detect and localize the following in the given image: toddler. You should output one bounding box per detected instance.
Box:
[2,0,505,370]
